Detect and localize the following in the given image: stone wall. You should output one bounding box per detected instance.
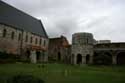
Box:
[0,24,49,63]
[71,32,94,65]
[0,24,21,54]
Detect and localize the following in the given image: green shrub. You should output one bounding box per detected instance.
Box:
[0,52,20,63]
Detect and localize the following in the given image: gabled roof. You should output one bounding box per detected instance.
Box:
[0,1,48,38]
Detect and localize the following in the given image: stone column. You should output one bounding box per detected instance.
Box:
[112,55,117,65]
[44,52,48,62]
[71,54,74,64]
[30,50,36,63]
[82,56,86,64]
[73,55,77,64]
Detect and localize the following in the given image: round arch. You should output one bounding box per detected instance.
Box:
[117,52,125,65]
[93,51,112,65]
[77,54,82,64]
[36,51,41,61]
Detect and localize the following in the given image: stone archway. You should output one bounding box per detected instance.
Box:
[36,51,41,62]
[57,52,61,61]
[77,54,82,64]
[86,54,90,64]
[93,52,112,65]
[103,52,112,65]
[117,52,125,65]
[26,50,31,60]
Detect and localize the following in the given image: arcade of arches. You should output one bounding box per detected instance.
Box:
[94,51,125,65]
[72,51,125,65]
[25,50,47,63]
[72,54,91,65]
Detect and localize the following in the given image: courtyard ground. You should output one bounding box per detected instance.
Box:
[0,63,125,83]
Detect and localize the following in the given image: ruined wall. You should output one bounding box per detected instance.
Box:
[48,36,70,63]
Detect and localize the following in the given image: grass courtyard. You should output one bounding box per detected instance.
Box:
[0,63,125,83]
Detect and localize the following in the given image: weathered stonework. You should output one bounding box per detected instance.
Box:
[71,32,94,65]
[48,36,71,63]
[0,23,49,63]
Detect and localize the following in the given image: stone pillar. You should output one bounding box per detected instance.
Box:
[112,55,117,65]
[82,56,86,64]
[73,55,77,64]
[71,54,74,64]
[44,52,48,62]
[30,50,36,63]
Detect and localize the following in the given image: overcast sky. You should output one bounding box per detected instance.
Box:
[2,0,125,43]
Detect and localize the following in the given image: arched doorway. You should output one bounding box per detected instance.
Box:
[26,50,30,59]
[58,52,61,61]
[93,52,112,65]
[77,54,82,64]
[103,52,112,65]
[86,54,90,64]
[117,52,125,65]
[36,51,41,62]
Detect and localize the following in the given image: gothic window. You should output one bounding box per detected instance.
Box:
[35,38,38,44]
[11,31,15,40]
[18,33,21,41]
[30,36,33,43]
[25,35,28,42]
[44,40,46,46]
[3,29,7,38]
[39,38,42,45]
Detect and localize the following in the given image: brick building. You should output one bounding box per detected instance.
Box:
[48,36,71,63]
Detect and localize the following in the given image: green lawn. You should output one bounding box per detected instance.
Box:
[0,63,125,83]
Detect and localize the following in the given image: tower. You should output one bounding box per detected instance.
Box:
[71,32,94,65]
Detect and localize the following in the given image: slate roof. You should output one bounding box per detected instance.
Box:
[0,1,48,38]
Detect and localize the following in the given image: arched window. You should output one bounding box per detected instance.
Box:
[11,31,15,40]
[35,38,38,44]
[44,40,46,46]
[3,29,7,38]
[25,35,28,42]
[30,36,33,43]
[39,38,42,45]
[18,33,21,41]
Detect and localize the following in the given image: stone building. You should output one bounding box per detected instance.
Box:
[71,32,125,65]
[96,40,111,44]
[71,32,94,65]
[48,36,71,63]
[94,43,125,65]
[0,1,49,63]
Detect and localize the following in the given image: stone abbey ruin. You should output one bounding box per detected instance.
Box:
[0,1,125,65]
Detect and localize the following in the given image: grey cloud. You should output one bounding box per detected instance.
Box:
[2,0,125,43]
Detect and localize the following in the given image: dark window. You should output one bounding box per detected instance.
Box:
[35,38,38,44]
[30,36,33,43]
[18,33,21,41]
[39,39,42,45]
[3,29,7,37]
[11,31,15,40]
[44,40,46,46]
[25,35,28,42]
[86,38,88,44]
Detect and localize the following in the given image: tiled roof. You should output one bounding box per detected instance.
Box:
[0,1,48,38]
